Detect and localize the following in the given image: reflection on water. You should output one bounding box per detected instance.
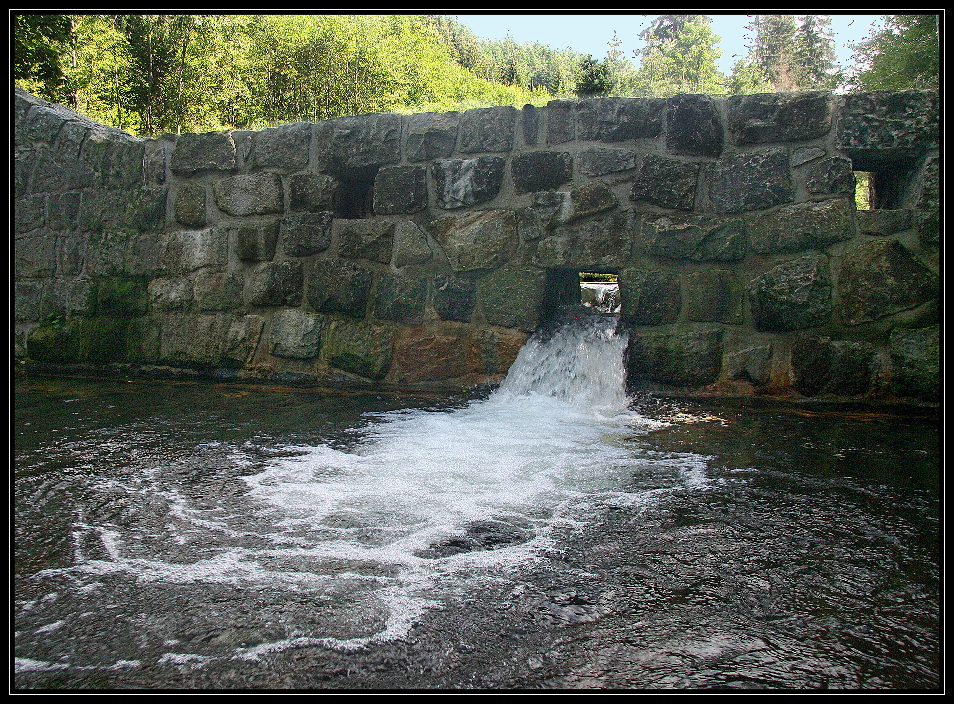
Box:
[13,321,939,690]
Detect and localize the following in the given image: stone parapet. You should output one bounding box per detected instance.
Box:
[14,87,941,404]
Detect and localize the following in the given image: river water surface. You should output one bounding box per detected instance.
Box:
[14,317,940,690]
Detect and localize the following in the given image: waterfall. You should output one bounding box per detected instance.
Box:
[494,313,630,416]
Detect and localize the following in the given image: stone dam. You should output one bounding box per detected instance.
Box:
[14,87,940,404]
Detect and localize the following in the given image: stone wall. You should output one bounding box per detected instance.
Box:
[14,87,940,403]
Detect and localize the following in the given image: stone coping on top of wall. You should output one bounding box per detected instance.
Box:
[14,87,941,404]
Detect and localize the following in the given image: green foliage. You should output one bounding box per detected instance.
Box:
[630,15,727,97]
[847,14,939,90]
[15,14,553,136]
[854,172,873,210]
[733,15,840,92]
[13,13,72,82]
[575,55,612,97]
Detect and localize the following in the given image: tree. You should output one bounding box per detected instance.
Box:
[13,13,72,81]
[731,14,840,93]
[13,13,73,101]
[575,55,612,97]
[848,14,939,91]
[792,15,839,90]
[747,14,799,90]
[632,14,725,96]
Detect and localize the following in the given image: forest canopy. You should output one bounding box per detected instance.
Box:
[13,13,940,137]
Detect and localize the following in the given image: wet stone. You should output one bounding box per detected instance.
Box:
[748,255,833,331]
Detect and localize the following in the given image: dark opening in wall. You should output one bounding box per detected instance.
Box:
[847,151,916,210]
[337,166,378,218]
[541,269,621,330]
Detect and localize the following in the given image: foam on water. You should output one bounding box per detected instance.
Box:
[23,316,712,664]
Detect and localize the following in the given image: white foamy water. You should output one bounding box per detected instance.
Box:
[23,316,711,663]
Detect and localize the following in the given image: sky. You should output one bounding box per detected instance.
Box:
[452,13,888,75]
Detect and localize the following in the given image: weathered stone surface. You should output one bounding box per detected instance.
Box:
[838,238,938,325]
[805,157,856,196]
[618,266,681,326]
[554,181,617,225]
[78,188,166,235]
[469,327,527,377]
[432,156,505,209]
[335,219,394,264]
[222,314,265,367]
[666,94,723,157]
[15,231,57,278]
[170,132,236,174]
[682,269,740,323]
[724,343,774,385]
[393,221,433,268]
[710,148,794,213]
[289,174,341,213]
[521,104,540,146]
[314,112,402,174]
[889,325,939,401]
[213,172,283,216]
[193,269,243,311]
[235,221,279,262]
[89,277,148,317]
[164,228,228,273]
[143,142,167,186]
[433,273,477,322]
[532,182,617,231]
[913,154,939,246]
[244,260,303,307]
[477,264,547,332]
[691,221,748,261]
[459,106,517,153]
[148,276,193,311]
[792,335,876,396]
[270,308,323,359]
[627,328,724,387]
[511,151,573,194]
[306,259,372,318]
[856,209,913,236]
[392,330,470,383]
[577,147,638,176]
[322,317,393,380]
[533,211,631,270]
[174,184,206,226]
[545,100,576,144]
[373,164,427,214]
[728,92,833,144]
[281,211,334,257]
[838,90,939,153]
[157,312,230,366]
[252,122,311,172]
[577,98,664,141]
[372,272,428,325]
[431,210,518,272]
[748,255,832,331]
[16,194,45,233]
[791,146,826,167]
[406,112,460,161]
[631,155,700,211]
[747,199,854,255]
[642,215,707,259]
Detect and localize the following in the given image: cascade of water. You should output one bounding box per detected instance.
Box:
[494,314,630,415]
